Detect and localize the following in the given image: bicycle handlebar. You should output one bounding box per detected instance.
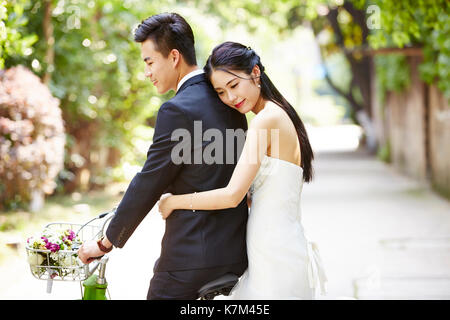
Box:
[78,208,116,276]
[75,207,116,239]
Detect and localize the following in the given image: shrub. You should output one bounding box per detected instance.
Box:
[0,65,65,211]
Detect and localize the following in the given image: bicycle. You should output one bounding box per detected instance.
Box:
[26,207,240,300]
[25,208,116,300]
[198,273,239,300]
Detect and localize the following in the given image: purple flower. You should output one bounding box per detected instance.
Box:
[41,236,48,244]
[45,242,60,252]
[68,230,76,241]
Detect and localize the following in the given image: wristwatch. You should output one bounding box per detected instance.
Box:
[97,236,113,253]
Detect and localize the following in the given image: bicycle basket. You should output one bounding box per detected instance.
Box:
[25,221,103,282]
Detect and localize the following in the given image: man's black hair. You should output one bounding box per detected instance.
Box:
[134,12,197,66]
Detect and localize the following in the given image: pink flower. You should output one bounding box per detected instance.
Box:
[68,230,76,241]
[45,242,60,252]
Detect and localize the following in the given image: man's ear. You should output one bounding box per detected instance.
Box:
[170,49,181,68]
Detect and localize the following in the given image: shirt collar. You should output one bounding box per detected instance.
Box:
[176,69,205,92]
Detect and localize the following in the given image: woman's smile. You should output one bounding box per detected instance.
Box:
[234,99,245,109]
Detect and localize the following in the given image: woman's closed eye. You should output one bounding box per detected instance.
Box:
[216,83,238,96]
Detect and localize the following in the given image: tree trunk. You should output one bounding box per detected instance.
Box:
[316,2,378,153]
[42,0,54,85]
[29,189,44,212]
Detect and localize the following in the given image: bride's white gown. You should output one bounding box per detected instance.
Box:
[228,155,327,300]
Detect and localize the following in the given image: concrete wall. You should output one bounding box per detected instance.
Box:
[372,54,450,198]
[370,59,388,151]
[428,84,450,198]
[385,56,428,181]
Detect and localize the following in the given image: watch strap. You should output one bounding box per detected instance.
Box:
[97,236,113,253]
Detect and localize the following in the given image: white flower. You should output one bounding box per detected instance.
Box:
[50,252,59,261]
[60,254,76,267]
[28,252,44,265]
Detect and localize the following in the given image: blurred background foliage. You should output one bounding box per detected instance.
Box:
[0,0,449,211]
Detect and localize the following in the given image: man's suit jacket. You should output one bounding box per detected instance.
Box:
[106,74,249,272]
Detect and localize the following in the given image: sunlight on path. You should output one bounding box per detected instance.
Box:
[307,124,363,153]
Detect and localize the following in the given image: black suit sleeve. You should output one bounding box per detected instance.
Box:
[106,102,189,248]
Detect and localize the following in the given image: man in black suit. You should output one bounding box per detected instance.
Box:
[78,12,248,299]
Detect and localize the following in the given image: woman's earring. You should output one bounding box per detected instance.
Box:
[257,84,261,88]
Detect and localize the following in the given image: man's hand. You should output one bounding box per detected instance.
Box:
[77,238,109,264]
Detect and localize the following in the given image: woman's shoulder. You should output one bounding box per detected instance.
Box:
[250,102,282,129]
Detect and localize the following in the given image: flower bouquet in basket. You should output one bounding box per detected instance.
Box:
[26,228,85,280]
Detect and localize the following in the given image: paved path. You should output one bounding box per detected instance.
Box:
[302,149,450,299]
[1,126,449,300]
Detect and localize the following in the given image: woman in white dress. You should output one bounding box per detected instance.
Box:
[158,41,327,299]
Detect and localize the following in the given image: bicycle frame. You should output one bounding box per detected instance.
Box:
[79,210,114,300]
[81,256,110,300]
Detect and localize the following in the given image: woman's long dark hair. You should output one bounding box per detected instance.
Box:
[204,41,314,182]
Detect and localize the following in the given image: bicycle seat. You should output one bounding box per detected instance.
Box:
[198,273,239,300]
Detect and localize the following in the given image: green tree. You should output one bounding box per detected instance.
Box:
[201,0,378,151]
[369,0,450,99]
[3,0,224,194]
[0,0,37,69]
[202,0,450,151]
[5,0,168,193]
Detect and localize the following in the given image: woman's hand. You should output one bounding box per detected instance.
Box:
[158,193,174,219]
